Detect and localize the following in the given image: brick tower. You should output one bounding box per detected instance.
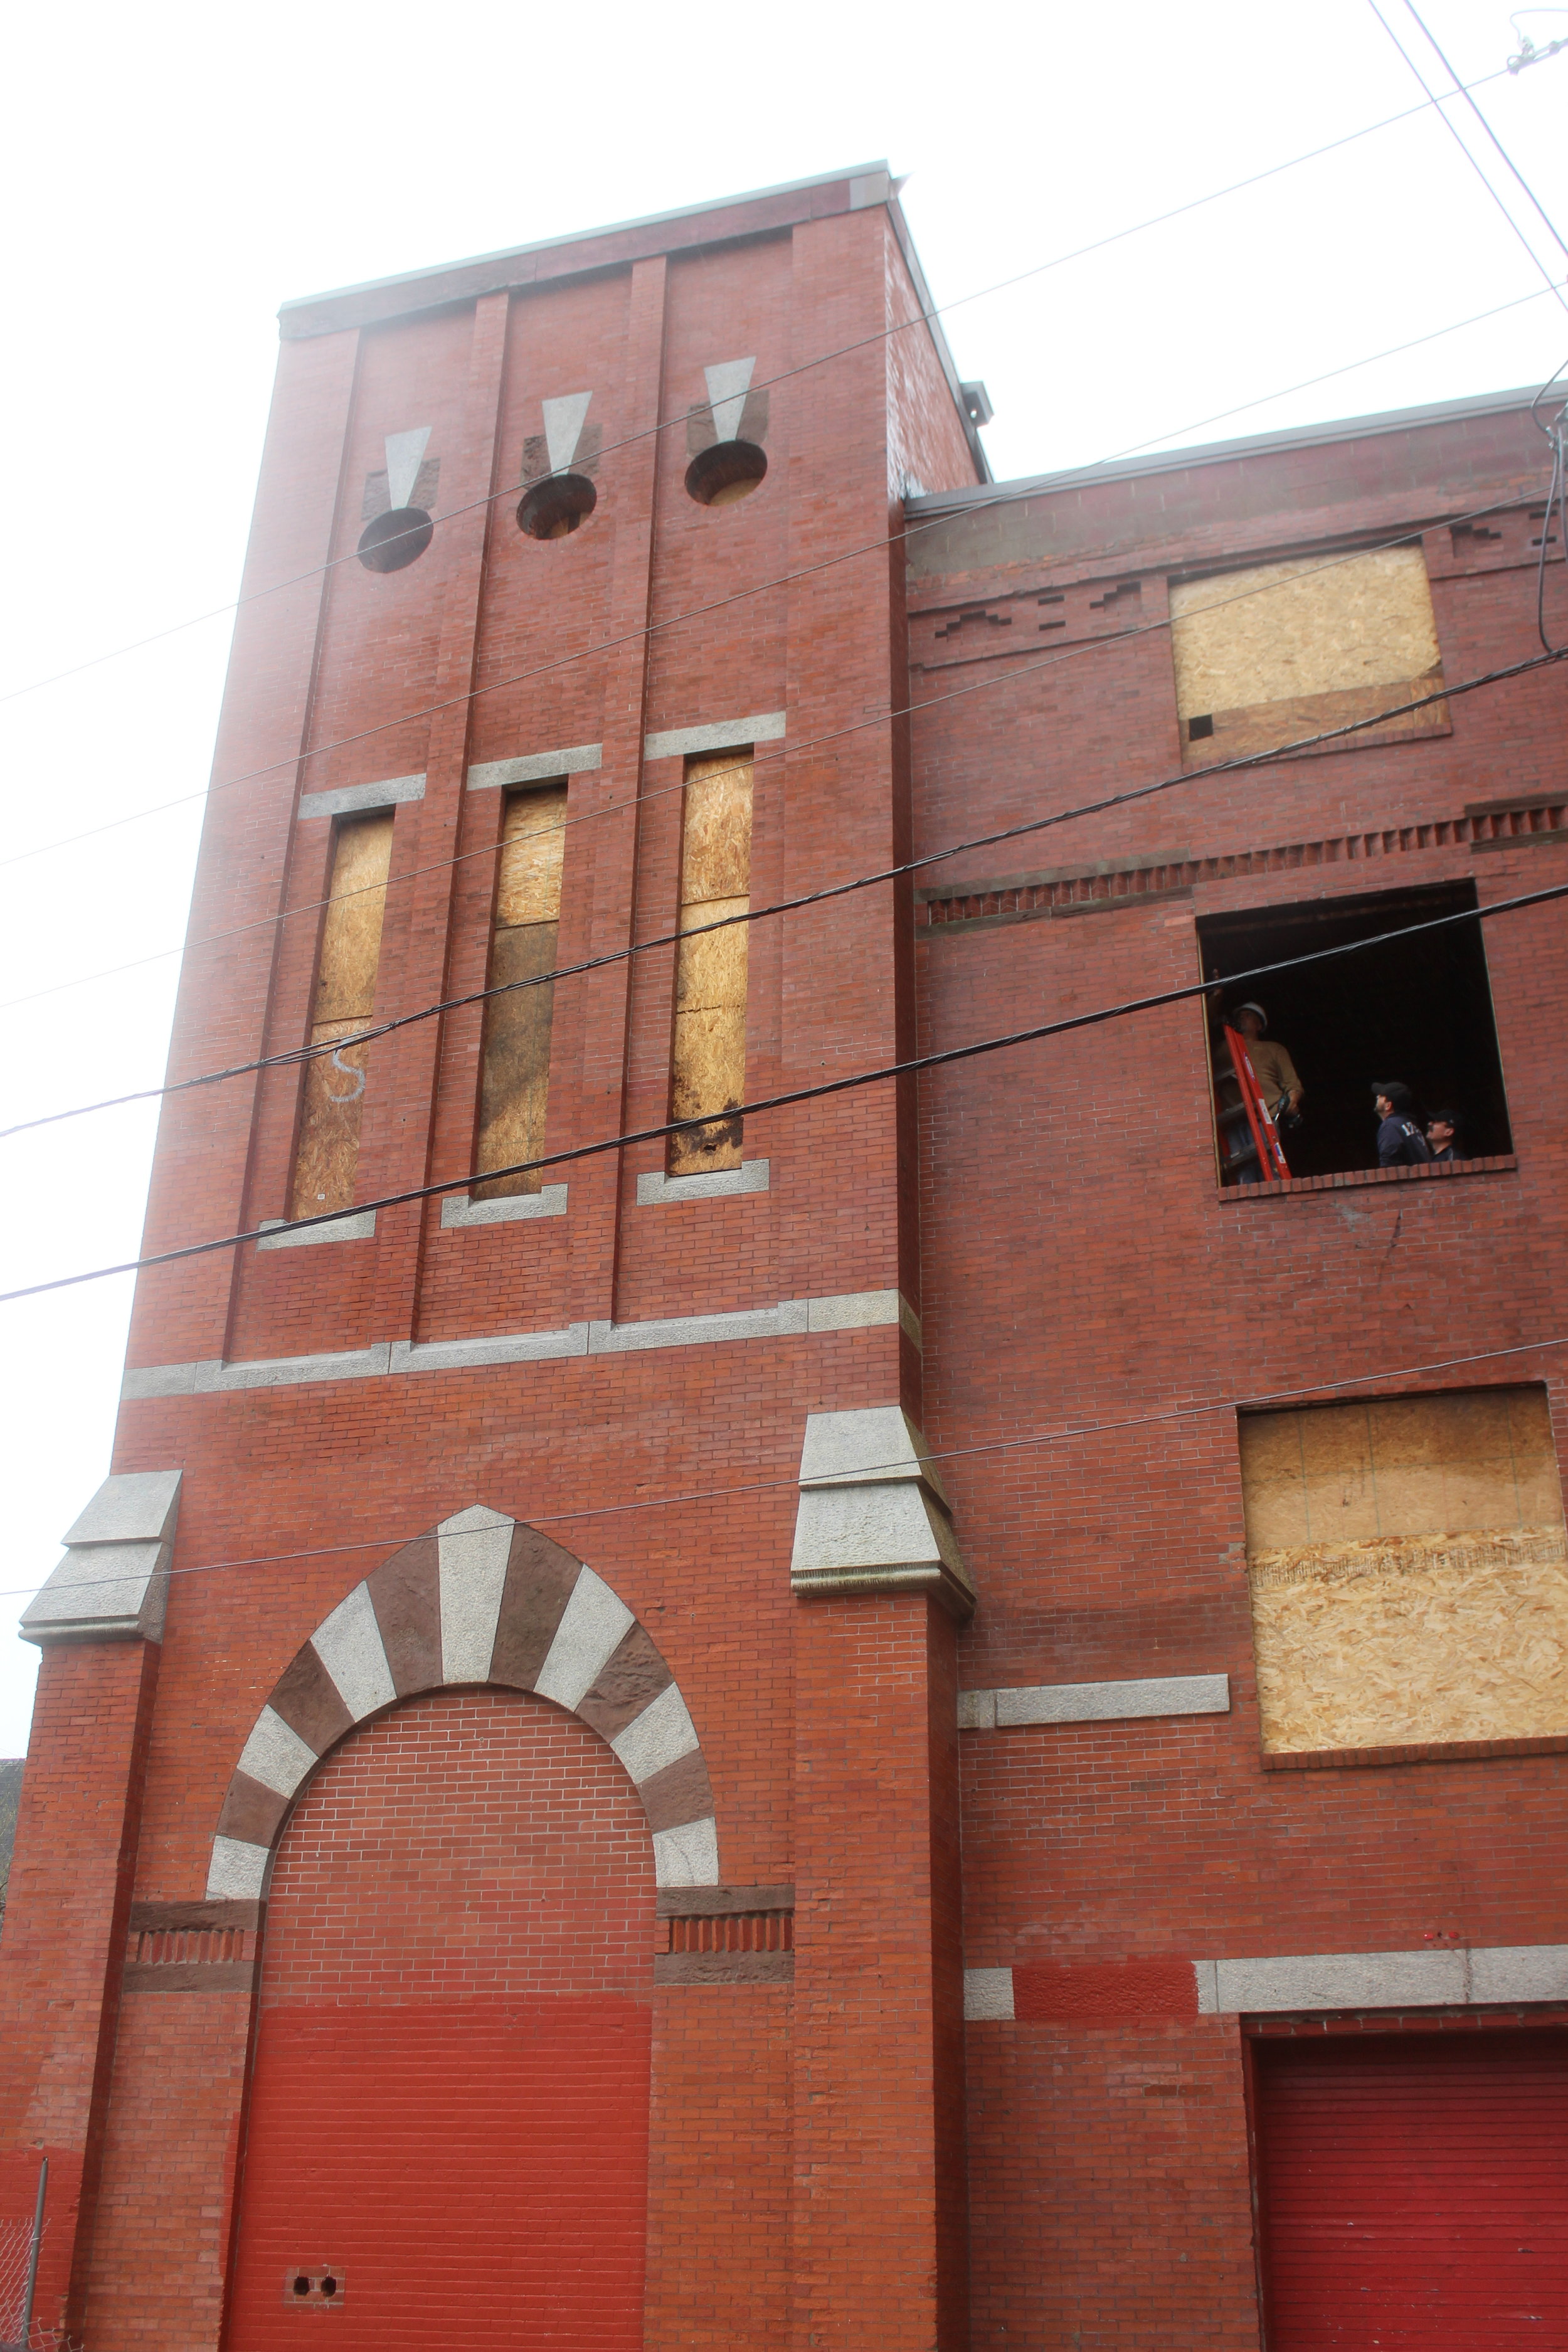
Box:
[0,168,987,2351]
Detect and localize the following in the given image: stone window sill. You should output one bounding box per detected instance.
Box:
[257,1212,376,1249]
[440,1185,568,1228]
[637,1159,770,1205]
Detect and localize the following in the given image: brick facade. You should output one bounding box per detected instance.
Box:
[4,165,1567,2348]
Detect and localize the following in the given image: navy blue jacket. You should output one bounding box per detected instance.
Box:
[1377,1114,1430,1168]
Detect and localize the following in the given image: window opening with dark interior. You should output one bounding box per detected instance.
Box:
[1197,881,1512,1185]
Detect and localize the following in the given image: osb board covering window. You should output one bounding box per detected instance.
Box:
[1168,546,1446,765]
[670,750,752,1175]
[290,811,395,1219]
[474,785,566,1199]
[1239,1387,1568,1754]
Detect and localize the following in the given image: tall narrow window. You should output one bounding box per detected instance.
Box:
[670,748,753,1173]
[474,784,567,1197]
[290,811,395,1220]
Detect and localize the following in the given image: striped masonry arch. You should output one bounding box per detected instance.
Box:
[205,1504,719,1899]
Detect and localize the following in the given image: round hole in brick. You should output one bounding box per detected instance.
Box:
[357,507,435,573]
[292,2277,311,2297]
[320,2278,338,2297]
[685,440,767,508]
[517,474,597,540]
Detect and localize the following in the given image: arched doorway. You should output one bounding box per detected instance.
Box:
[222,1686,655,2351]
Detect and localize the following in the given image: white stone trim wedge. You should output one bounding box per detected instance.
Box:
[611,1683,699,1785]
[533,1568,635,1711]
[310,1582,396,1720]
[652,1817,720,1887]
[207,1836,270,1902]
[441,1186,568,1226]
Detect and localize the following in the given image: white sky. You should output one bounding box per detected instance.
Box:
[1,0,1565,1757]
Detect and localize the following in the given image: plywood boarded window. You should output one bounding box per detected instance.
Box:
[1239,1387,1568,1755]
[474,784,567,1199]
[669,748,752,1175]
[289,810,395,1220]
[1169,545,1445,763]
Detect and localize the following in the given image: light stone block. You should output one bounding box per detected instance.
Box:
[394,1325,590,1374]
[1469,1943,1568,2003]
[310,1582,396,1721]
[542,390,592,474]
[63,1470,182,1547]
[703,358,755,443]
[438,1507,515,1683]
[963,1968,1015,2021]
[792,1483,962,1577]
[237,1705,319,1798]
[805,1290,903,1335]
[1193,1958,1219,2015]
[22,1540,172,1645]
[612,1682,699,1784]
[534,1568,635,1710]
[1213,1947,1465,2014]
[204,1346,391,1391]
[467,744,601,790]
[992,1675,1231,1727]
[644,711,786,761]
[257,1211,377,1249]
[652,1816,720,1887]
[957,1689,997,1730]
[588,1305,787,1354]
[206,1836,270,1902]
[798,1405,943,1495]
[297,773,425,822]
[384,426,432,509]
[440,1186,568,1227]
[635,1160,769,1204]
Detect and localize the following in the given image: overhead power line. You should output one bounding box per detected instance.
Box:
[4,425,1560,1026]
[6,868,1567,1309]
[1367,0,1568,315]
[8,1327,1568,1609]
[6,613,1564,1144]
[0,63,1534,716]
[1399,0,1568,266]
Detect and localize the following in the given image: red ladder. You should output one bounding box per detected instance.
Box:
[1222,1025,1291,1181]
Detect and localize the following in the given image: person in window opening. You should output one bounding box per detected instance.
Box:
[1229,1002,1303,1119]
[1426,1109,1463,1162]
[1373,1083,1431,1167]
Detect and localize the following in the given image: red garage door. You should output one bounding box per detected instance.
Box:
[1254,2029,1568,2350]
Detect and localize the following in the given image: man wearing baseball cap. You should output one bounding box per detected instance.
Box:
[1373,1083,1431,1167]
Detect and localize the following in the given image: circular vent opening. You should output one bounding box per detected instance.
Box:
[685,441,767,508]
[358,507,434,573]
[517,474,598,540]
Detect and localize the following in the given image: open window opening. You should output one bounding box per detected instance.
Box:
[1197,880,1512,1185]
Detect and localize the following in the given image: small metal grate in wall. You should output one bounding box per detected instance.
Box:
[663,1909,793,1955]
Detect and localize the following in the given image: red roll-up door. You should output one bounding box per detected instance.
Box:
[1253,2028,1568,2351]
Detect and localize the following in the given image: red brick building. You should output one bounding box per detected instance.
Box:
[4,166,1567,2350]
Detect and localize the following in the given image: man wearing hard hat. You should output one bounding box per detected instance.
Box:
[1229,1002,1303,1119]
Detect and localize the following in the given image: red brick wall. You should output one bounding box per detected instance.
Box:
[225,1688,655,2352]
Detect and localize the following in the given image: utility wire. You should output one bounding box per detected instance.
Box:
[6,868,1567,1308]
[6,604,1564,1144]
[4,423,1559,1023]
[1367,0,1568,315]
[9,1327,1568,1608]
[0,66,1530,716]
[6,274,1557,893]
[1399,0,1568,265]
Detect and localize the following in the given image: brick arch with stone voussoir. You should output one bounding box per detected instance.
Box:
[205,1503,720,1899]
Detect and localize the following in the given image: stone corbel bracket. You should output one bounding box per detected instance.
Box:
[21,1470,183,1645]
[790,1407,974,1621]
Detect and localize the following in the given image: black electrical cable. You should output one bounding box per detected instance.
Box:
[9,1325,1568,1608]
[1399,0,1568,265]
[5,441,1559,1030]
[0,66,1532,718]
[1367,0,1568,315]
[6,627,1563,1145]
[6,868,1567,1308]
[6,278,1558,895]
